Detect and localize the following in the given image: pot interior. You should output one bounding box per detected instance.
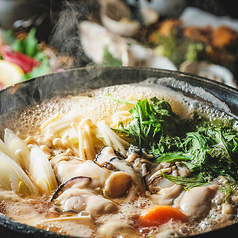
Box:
[0,66,238,238]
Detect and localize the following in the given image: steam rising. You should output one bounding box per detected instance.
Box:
[50,0,99,68]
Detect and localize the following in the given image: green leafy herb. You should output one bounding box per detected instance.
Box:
[220,185,232,202]
[111,95,238,188]
[102,45,122,66]
[185,43,204,62]
[152,29,205,67]
[11,39,24,53]
[9,28,50,79]
[11,28,38,57]
[155,152,192,163]
[22,51,50,80]
[161,171,209,190]
[115,97,187,154]
[182,126,238,181]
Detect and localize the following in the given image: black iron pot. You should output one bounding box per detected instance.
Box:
[0,66,238,238]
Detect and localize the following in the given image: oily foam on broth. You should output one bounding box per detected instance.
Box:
[3,78,230,137]
[3,84,190,136]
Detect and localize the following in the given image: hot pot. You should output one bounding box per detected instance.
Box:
[0,66,237,238]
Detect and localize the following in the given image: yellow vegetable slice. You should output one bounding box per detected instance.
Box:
[0,60,24,89]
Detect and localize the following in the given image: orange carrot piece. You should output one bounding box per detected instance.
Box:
[137,205,188,227]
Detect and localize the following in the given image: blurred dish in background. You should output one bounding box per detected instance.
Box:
[0,60,24,89]
[180,61,237,88]
[79,21,177,70]
[78,1,174,70]
[0,0,63,89]
[76,3,238,87]
[100,0,159,37]
[145,8,238,88]
[100,0,141,37]
[149,18,238,66]
[180,7,238,31]
[127,0,186,18]
[0,27,74,89]
[0,28,50,83]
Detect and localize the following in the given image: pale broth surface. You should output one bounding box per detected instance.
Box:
[0,81,237,238]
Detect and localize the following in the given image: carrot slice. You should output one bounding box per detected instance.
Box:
[137,205,188,227]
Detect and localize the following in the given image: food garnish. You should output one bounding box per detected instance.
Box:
[111,95,238,189]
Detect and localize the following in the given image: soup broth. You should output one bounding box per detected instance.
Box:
[0,79,237,238]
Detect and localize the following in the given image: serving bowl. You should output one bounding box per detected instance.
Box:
[0,66,238,238]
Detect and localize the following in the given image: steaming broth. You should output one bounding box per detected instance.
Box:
[0,81,238,238]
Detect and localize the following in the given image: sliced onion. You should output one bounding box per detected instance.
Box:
[0,138,12,158]
[0,151,39,196]
[30,145,58,194]
[4,128,30,170]
[97,120,129,156]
